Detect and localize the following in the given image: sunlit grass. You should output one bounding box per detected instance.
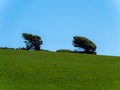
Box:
[0,49,120,90]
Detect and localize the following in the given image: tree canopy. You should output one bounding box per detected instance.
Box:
[73,36,96,54]
[22,33,43,50]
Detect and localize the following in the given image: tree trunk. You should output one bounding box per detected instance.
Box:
[35,45,40,50]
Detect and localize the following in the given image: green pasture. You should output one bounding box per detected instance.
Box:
[0,49,120,90]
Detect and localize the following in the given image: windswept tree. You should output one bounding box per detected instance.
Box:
[22,33,43,50]
[73,36,96,54]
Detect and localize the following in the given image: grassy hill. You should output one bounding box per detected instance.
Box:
[0,49,120,90]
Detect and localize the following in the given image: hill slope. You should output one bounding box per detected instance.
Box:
[0,50,120,90]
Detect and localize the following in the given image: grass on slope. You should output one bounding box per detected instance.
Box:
[0,49,120,90]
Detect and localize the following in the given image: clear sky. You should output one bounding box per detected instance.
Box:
[0,0,120,56]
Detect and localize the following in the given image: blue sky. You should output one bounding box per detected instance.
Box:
[0,0,120,56]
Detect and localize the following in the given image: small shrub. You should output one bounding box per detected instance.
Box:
[0,47,15,50]
[56,49,72,53]
[40,49,51,52]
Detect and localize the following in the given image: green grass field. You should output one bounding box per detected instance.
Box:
[0,49,120,90]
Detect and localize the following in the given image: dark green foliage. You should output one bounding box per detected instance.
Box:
[22,33,43,50]
[56,49,72,53]
[0,47,15,50]
[73,36,96,54]
[40,49,51,52]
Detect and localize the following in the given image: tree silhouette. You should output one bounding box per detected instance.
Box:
[22,33,43,50]
[73,36,96,54]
